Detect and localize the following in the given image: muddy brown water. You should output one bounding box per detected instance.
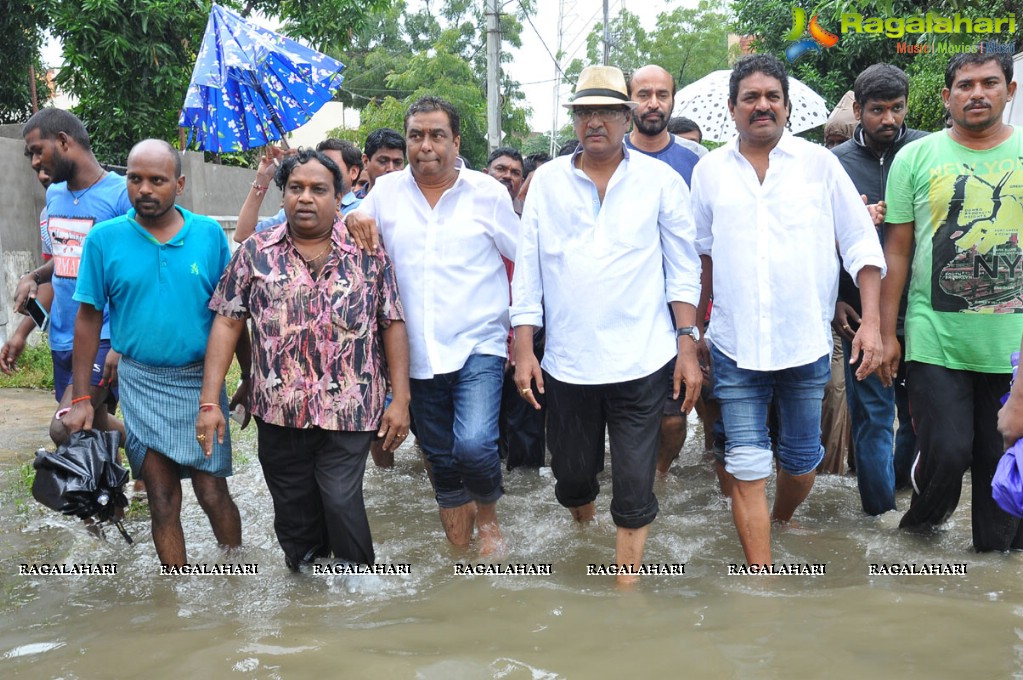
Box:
[2,388,1022,679]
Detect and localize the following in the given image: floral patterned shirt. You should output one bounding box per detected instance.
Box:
[210,219,404,431]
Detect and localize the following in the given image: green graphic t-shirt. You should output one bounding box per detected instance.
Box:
[885,128,1023,373]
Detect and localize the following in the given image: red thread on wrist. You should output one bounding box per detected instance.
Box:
[71,395,91,405]
[199,402,219,412]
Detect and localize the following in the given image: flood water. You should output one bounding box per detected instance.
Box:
[3,418,1023,679]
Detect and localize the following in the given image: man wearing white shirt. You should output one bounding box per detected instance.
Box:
[691,55,886,566]
[511,65,702,583]
[347,96,518,555]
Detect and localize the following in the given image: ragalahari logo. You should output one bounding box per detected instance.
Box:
[785,7,840,61]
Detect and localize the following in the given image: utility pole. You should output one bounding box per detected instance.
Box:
[549,0,565,157]
[29,64,39,113]
[485,0,502,155]
[602,0,610,65]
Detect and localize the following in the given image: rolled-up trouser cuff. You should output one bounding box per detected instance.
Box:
[779,443,825,477]
[610,495,659,529]
[725,445,774,481]
[435,487,474,509]
[468,483,504,506]
[554,483,598,510]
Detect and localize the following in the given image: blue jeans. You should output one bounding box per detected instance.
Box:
[893,342,917,489]
[409,353,504,508]
[841,337,897,515]
[711,346,829,481]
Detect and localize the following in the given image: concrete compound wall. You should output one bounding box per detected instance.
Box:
[0,136,282,345]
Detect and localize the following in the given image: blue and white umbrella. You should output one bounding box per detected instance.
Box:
[179,4,345,153]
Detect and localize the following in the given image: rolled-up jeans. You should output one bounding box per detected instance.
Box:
[711,345,829,482]
[410,353,505,508]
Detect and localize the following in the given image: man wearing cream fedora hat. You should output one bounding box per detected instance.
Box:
[511,65,702,585]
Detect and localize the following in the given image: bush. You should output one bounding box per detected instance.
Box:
[0,339,53,390]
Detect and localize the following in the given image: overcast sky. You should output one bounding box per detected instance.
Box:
[506,0,700,134]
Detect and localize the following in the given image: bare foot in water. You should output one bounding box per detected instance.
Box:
[771,517,803,530]
[439,502,477,546]
[570,502,596,523]
[476,501,504,556]
[477,521,506,556]
[616,572,640,588]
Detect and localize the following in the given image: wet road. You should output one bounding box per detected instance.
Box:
[2,400,1022,679]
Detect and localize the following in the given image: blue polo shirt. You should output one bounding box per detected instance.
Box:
[74,206,231,366]
[624,134,700,187]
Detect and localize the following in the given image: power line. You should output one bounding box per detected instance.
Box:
[517,0,565,76]
[560,6,605,64]
[338,86,410,102]
[518,77,560,86]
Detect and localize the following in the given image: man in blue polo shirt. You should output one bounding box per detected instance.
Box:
[625,64,702,475]
[65,139,246,567]
[625,65,700,185]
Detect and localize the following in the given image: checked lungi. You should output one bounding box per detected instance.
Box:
[119,356,232,479]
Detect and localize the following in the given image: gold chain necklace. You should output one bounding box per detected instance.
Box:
[300,242,331,263]
[70,170,106,206]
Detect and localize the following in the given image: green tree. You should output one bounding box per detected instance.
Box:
[332,2,413,109]
[45,0,208,165]
[729,0,1021,129]
[0,1,50,123]
[648,0,732,86]
[519,132,556,157]
[585,8,651,75]
[389,29,489,166]
[44,0,399,165]
[328,0,535,166]
[240,0,395,53]
[564,3,730,89]
[904,51,948,132]
[518,124,575,156]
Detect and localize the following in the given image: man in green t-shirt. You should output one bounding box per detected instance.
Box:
[881,53,1023,551]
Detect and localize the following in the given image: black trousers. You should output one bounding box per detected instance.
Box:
[900,362,1023,551]
[255,418,376,568]
[544,363,669,529]
[499,367,546,469]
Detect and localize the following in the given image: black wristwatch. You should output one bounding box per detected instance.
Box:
[676,326,700,342]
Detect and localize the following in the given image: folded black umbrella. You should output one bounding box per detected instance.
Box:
[32,430,133,542]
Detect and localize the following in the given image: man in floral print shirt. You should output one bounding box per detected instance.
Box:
[197,149,410,570]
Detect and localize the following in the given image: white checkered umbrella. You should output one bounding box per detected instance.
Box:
[673,70,829,143]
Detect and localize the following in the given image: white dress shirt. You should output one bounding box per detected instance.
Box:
[691,131,886,372]
[511,145,701,384]
[355,165,518,379]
